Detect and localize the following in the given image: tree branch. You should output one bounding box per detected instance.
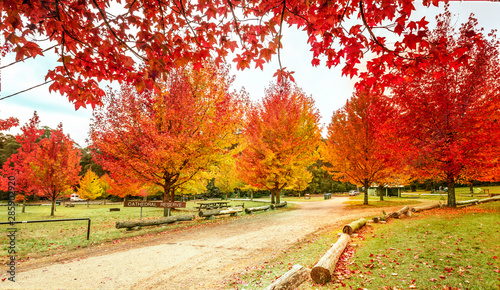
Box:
[0,80,54,101]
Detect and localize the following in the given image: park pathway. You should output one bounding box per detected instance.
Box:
[2,197,414,289]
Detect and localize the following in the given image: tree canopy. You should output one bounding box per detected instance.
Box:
[90,62,246,212]
[2,0,453,108]
[238,81,322,204]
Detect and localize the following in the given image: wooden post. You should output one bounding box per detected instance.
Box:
[310,234,350,284]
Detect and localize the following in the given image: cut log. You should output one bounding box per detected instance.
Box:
[310,233,350,284]
[372,215,387,223]
[411,203,440,213]
[478,196,500,204]
[391,206,409,218]
[456,199,479,206]
[109,208,120,212]
[245,205,271,214]
[264,264,310,290]
[271,202,288,210]
[342,218,366,235]
[199,208,243,218]
[116,215,194,229]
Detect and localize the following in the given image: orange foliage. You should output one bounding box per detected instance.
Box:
[91,62,246,202]
[237,81,321,204]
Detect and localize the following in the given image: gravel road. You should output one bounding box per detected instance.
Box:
[2,197,412,289]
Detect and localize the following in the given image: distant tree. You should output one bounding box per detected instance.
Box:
[25,124,81,216]
[213,147,246,200]
[324,90,393,205]
[0,133,20,170]
[1,113,45,212]
[77,169,105,207]
[79,147,106,177]
[238,81,322,204]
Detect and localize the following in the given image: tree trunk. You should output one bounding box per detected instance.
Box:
[469,182,474,194]
[276,188,281,204]
[378,185,384,201]
[310,233,350,284]
[264,264,310,290]
[430,181,435,194]
[22,197,26,213]
[163,183,172,217]
[447,178,456,207]
[87,199,89,208]
[50,195,56,216]
[116,215,194,229]
[271,189,275,204]
[363,183,369,205]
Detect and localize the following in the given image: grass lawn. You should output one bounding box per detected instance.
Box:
[341,202,500,289]
[343,196,423,208]
[0,200,271,263]
[226,202,500,289]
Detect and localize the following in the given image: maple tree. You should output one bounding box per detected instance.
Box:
[237,81,321,204]
[77,169,105,207]
[323,90,394,205]
[90,62,246,215]
[25,123,81,216]
[1,113,45,212]
[387,11,500,207]
[2,0,451,108]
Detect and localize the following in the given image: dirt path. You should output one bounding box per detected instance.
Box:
[2,197,418,289]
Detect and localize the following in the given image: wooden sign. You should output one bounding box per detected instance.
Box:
[124,201,186,208]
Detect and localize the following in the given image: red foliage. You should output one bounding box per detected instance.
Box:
[386,11,500,207]
[0,117,19,131]
[2,0,442,108]
[1,112,44,197]
[24,124,81,215]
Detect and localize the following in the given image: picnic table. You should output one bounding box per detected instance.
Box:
[196,201,229,210]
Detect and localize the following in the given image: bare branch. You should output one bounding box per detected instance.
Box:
[0,80,54,101]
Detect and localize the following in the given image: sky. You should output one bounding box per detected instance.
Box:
[1,1,499,147]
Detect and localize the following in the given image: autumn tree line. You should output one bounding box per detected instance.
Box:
[2,7,500,215]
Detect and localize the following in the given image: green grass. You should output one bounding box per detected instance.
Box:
[341,203,500,289]
[0,200,270,263]
[344,196,423,208]
[225,202,500,289]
